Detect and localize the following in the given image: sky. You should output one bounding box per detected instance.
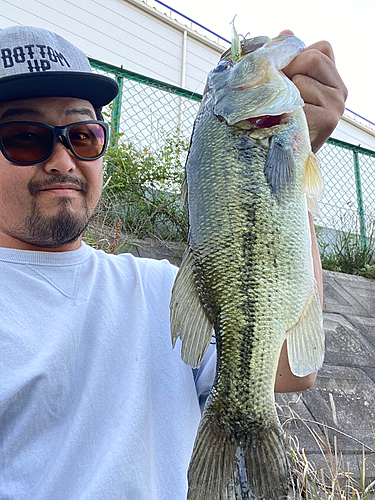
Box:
[152,0,375,124]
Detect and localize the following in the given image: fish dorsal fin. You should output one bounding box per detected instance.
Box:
[304,152,324,215]
[170,247,213,368]
[286,282,324,376]
[264,136,295,198]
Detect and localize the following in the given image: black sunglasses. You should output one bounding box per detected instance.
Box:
[0,120,109,165]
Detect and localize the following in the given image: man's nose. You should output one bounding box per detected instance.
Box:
[42,140,77,174]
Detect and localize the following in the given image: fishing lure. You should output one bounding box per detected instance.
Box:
[230,16,241,61]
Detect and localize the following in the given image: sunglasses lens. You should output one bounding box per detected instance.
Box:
[68,123,106,159]
[1,124,53,163]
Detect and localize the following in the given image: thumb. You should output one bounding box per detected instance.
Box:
[278,30,295,36]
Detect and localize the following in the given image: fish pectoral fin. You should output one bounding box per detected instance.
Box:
[304,152,324,216]
[264,135,295,198]
[286,282,325,377]
[170,247,213,369]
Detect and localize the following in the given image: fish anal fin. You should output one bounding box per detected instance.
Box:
[170,247,213,369]
[187,407,289,500]
[264,136,295,198]
[286,282,325,377]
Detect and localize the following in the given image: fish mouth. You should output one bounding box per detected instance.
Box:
[232,113,290,131]
[246,114,284,129]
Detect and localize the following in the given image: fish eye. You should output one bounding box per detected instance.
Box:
[213,59,234,73]
[214,64,228,73]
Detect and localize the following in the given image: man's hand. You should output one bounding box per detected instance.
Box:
[280,30,348,153]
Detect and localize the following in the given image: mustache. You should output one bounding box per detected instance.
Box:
[28,176,89,196]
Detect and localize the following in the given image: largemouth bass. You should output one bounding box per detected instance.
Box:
[170,33,324,500]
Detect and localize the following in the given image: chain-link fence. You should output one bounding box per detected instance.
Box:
[90,57,375,251]
[316,138,375,251]
[90,58,201,150]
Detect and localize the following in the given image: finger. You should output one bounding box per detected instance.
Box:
[283,49,345,93]
[292,73,346,111]
[278,29,294,36]
[304,40,335,63]
[283,49,333,83]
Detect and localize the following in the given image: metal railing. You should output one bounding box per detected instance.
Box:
[90,58,375,249]
[153,0,231,44]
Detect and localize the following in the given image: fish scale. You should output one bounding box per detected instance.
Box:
[170,33,324,500]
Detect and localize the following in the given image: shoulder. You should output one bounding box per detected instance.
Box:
[86,244,178,289]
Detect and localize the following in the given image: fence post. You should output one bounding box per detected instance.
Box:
[353,150,367,248]
[110,74,124,146]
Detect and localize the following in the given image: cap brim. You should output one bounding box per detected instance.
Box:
[0,71,119,107]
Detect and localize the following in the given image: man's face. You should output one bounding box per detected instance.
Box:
[0,96,104,251]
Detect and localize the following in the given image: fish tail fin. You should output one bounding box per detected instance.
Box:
[187,409,289,500]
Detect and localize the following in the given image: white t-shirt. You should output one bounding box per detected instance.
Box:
[0,242,216,500]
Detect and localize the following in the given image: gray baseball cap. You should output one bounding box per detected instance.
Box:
[0,25,119,106]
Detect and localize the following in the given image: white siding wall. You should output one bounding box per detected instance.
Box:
[0,0,374,150]
[331,116,375,152]
[0,0,223,91]
[185,36,220,92]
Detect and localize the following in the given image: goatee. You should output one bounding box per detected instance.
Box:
[17,175,92,248]
[24,196,90,248]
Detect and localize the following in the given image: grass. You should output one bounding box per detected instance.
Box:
[279,402,375,499]
[316,220,375,279]
[83,218,136,255]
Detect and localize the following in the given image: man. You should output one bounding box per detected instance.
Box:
[0,25,347,500]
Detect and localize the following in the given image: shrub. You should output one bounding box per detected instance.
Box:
[85,129,189,249]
